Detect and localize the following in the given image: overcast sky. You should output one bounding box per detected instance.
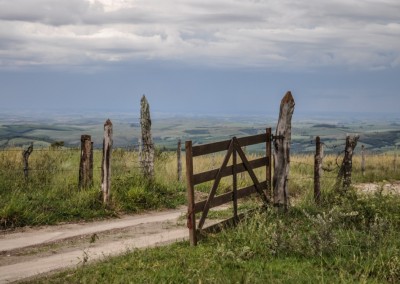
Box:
[0,0,399,116]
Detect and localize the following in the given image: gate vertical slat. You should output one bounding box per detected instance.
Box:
[185,141,197,246]
[232,148,238,219]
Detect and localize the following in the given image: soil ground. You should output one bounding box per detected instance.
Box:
[0,208,189,283]
[353,181,400,195]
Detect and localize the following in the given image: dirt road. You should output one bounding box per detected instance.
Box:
[0,207,189,283]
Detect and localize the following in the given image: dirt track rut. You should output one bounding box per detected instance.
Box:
[0,208,188,283]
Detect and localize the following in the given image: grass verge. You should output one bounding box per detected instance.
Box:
[30,190,400,283]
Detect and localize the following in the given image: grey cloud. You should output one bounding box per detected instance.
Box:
[0,0,174,26]
[0,0,399,70]
[0,0,95,26]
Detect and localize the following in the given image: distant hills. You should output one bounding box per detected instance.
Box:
[1,112,399,153]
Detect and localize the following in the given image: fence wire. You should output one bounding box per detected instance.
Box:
[1,134,397,186]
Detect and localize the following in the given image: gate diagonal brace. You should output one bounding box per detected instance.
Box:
[232,138,270,205]
[197,139,235,230]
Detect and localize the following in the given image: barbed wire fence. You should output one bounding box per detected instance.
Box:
[0,132,398,197]
[290,134,399,204]
[0,139,185,187]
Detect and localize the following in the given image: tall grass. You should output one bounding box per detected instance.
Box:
[0,148,185,229]
[1,148,398,229]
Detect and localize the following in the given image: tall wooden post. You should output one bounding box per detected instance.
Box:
[177,139,182,182]
[394,145,398,173]
[273,91,295,209]
[102,119,113,205]
[361,145,366,176]
[140,95,154,179]
[336,135,359,191]
[23,143,33,180]
[185,140,197,246]
[79,135,93,189]
[314,136,322,204]
[90,142,94,184]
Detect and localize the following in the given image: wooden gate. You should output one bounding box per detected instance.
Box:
[185,128,272,245]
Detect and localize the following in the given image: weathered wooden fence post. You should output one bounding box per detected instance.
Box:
[185,140,197,246]
[140,95,154,179]
[314,136,322,204]
[23,143,33,180]
[90,142,94,184]
[273,91,295,210]
[361,145,366,176]
[336,135,359,191]
[394,145,398,173]
[177,139,182,181]
[102,119,113,205]
[79,135,93,189]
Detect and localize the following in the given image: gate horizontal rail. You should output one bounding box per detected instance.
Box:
[191,133,268,157]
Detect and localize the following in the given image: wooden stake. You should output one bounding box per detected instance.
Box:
[273,91,295,209]
[336,135,359,191]
[23,143,33,180]
[90,142,94,185]
[185,140,197,246]
[102,119,113,205]
[140,95,154,179]
[79,135,93,189]
[177,139,182,182]
[394,145,397,173]
[314,136,322,204]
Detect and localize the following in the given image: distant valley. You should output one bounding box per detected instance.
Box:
[0,111,399,154]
